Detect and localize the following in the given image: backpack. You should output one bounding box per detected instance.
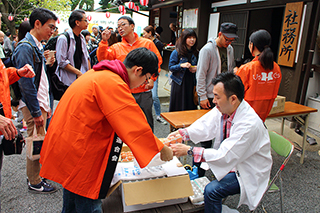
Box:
[44,32,70,100]
[2,41,35,102]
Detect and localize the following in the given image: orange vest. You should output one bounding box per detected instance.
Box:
[96,33,162,94]
[236,57,282,121]
[40,69,164,199]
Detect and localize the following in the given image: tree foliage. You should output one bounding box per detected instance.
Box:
[0,0,70,34]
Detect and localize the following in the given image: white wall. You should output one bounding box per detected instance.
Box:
[54,11,149,35]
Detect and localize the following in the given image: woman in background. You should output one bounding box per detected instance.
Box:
[236,29,282,121]
[168,29,198,112]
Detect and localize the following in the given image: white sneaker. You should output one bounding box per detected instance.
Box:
[156,116,167,125]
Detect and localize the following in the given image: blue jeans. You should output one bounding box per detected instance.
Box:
[151,78,161,116]
[62,188,102,213]
[204,172,240,213]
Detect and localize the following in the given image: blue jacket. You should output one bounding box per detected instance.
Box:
[168,49,197,85]
[12,32,52,118]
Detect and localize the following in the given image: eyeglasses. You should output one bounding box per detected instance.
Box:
[81,19,88,23]
[222,34,235,43]
[145,74,151,84]
[117,22,128,29]
[48,24,57,32]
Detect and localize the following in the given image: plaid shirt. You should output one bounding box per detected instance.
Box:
[178,109,237,163]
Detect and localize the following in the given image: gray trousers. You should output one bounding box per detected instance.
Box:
[132,91,154,132]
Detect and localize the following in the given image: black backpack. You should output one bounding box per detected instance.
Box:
[44,32,70,100]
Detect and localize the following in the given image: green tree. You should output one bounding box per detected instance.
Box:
[0,0,70,35]
[70,0,95,11]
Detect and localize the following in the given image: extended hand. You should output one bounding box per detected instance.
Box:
[160,145,173,161]
[17,64,35,78]
[180,62,191,69]
[171,144,189,157]
[101,28,111,42]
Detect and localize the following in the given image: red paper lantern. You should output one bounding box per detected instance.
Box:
[105,12,111,18]
[8,15,13,21]
[118,5,125,13]
[134,5,140,11]
[121,9,126,15]
[57,18,60,24]
[87,15,92,21]
[140,0,149,6]
[24,17,29,22]
[128,2,135,9]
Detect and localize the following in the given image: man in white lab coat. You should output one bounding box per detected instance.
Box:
[170,72,272,212]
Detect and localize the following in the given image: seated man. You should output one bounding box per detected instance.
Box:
[39,47,173,213]
[170,72,272,212]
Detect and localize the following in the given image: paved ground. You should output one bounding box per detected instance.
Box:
[1,70,320,212]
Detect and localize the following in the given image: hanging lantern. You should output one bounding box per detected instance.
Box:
[121,9,126,15]
[105,12,111,18]
[87,15,92,21]
[118,5,125,13]
[128,1,135,10]
[134,5,140,12]
[57,18,60,24]
[24,17,29,22]
[8,15,14,21]
[139,0,149,6]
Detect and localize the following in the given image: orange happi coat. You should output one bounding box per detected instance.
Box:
[40,65,164,199]
[236,57,282,121]
[97,32,162,94]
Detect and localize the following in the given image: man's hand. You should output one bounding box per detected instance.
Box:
[167,130,181,139]
[200,99,211,109]
[160,145,173,161]
[180,62,191,69]
[171,144,190,157]
[33,115,44,127]
[101,28,111,42]
[17,64,35,78]
[0,115,17,140]
[145,79,154,90]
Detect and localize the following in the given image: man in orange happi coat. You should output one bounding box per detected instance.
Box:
[97,16,162,131]
[40,48,173,213]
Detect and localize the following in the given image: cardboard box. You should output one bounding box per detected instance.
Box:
[269,95,286,115]
[108,149,194,212]
[120,174,193,212]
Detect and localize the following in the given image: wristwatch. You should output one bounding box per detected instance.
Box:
[187,146,194,156]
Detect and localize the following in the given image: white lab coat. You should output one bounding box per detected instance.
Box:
[186,100,272,210]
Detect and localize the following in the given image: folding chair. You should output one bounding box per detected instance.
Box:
[255,131,295,213]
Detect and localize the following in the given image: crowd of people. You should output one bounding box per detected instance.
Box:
[0,6,284,213]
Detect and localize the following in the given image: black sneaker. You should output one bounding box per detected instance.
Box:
[28,180,58,194]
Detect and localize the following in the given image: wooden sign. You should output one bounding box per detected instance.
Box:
[278,2,303,67]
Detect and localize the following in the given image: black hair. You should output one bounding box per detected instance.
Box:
[143,25,155,36]
[18,21,32,41]
[249,29,274,70]
[155,26,163,35]
[212,72,244,101]
[69,9,86,29]
[175,29,198,58]
[81,30,90,37]
[118,16,135,26]
[29,8,58,29]
[123,47,159,77]
[5,31,11,37]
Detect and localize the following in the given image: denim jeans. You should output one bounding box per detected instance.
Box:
[204,172,240,213]
[62,188,102,213]
[151,78,161,116]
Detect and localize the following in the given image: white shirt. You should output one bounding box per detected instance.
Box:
[186,101,272,210]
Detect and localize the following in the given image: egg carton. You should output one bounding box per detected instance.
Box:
[189,176,211,204]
